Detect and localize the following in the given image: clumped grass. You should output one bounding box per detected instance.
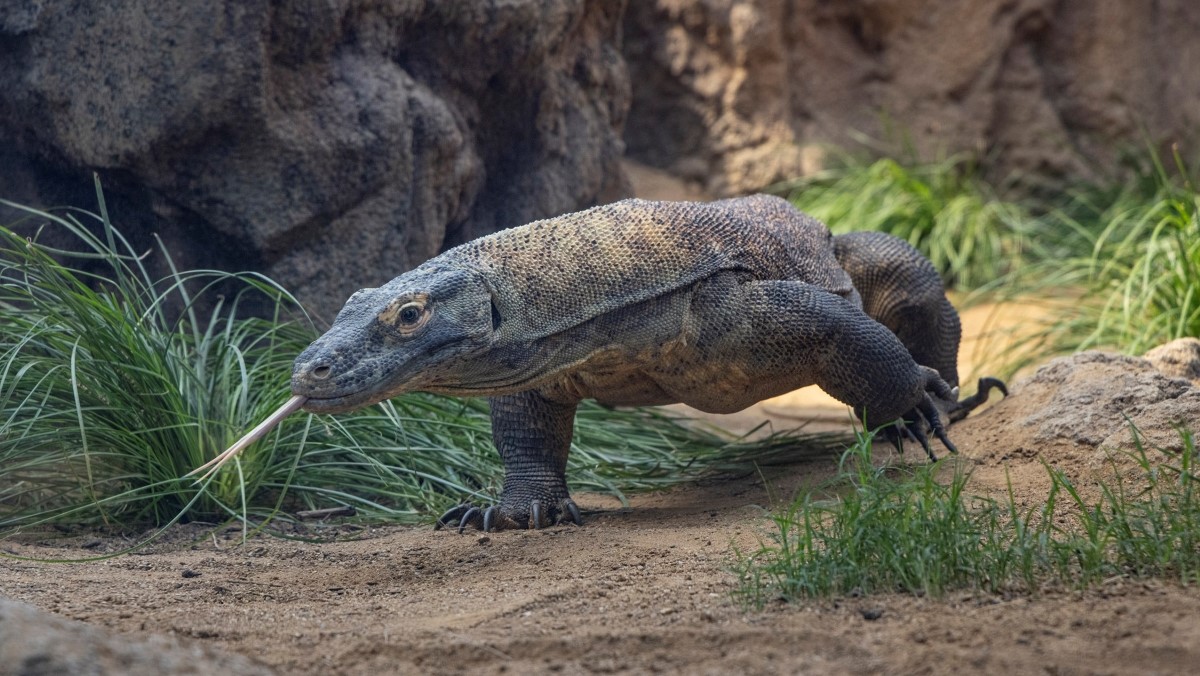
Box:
[784,155,1029,289]
[0,188,303,527]
[995,149,1200,369]
[1063,427,1200,586]
[734,426,1200,606]
[0,184,850,534]
[784,148,1200,377]
[734,433,1025,602]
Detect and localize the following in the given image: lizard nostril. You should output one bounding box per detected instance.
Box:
[311,365,332,380]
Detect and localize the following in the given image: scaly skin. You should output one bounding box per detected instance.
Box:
[291,195,1004,531]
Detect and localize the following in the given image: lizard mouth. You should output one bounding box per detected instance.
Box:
[297,389,386,414]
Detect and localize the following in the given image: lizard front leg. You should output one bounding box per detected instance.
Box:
[704,279,960,460]
[437,388,582,532]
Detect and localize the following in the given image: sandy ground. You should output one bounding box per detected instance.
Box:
[4,435,1200,675]
[3,165,1199,674]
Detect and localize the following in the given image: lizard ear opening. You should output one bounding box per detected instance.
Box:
[490,297,503,332]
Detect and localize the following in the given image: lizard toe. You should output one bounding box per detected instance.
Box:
[530,500,545,529]
[527,498,584,528]
[917,394,957,457]
[434,503,472,530]
[436,496,582,532]
[561,498,583,526]
[457,506,483,533]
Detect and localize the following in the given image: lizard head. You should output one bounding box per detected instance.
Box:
[291,263,499,413]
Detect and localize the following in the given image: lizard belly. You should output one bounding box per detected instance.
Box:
[649,357,815,414]
[555,344,814,413]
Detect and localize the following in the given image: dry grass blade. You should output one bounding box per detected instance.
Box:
[187,394,308,481]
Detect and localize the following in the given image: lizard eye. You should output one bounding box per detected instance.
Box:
[398,304,421,325]
[379,296,431,336]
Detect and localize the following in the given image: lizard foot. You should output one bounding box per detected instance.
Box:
[434,498,583,533]
[883,393,957,462]
[880,366,959,462]
[882,373,1008,460]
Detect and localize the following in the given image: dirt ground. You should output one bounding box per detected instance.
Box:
[4,165,1200,674]
[5,309,1200,676]
[4,428,1200,675]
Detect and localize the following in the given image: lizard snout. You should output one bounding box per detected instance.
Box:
[292,357,339,390]
[295,360,338,386]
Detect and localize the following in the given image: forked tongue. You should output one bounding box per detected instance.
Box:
[187,394,308,482]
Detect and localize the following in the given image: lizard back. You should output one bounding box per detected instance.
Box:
[444,194,856,342]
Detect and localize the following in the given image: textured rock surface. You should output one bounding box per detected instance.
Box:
[0,0,630,319]
[956,351,1200,469]
[1144,338,1200,386]
[0,597,273,675]
[623,0,1200,195]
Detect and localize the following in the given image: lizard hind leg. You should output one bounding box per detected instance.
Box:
[833,231,962,387]
[833,231,1008,423]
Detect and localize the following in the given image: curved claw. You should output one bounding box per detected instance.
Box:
[949,376,1010,422]
[917,395,956,456]
[561,499,583,526]
[457,506,482,534]
[905,414,936,461]
[437,497,579,532]
[882,423,904,454]
[529,500,544,530]
[930,420,957,456]
[435,503,471,531]
[912,393,960,463]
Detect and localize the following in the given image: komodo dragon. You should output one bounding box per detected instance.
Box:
[290,195,1005,531]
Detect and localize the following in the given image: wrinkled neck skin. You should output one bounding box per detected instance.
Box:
[413,341,565,398]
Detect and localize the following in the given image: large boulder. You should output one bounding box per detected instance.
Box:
[623,0,1200,195]
[0,0,631,319]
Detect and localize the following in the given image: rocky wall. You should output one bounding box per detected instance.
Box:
[623,0,1200,194]
[0,0,630,319]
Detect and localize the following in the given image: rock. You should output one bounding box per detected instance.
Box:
[0,0,631,319]
[956,351,1200,466]
[622,159,714,202]
[1144,338,1200,386]
[622,0,1200,195]
[0,597,273,675]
